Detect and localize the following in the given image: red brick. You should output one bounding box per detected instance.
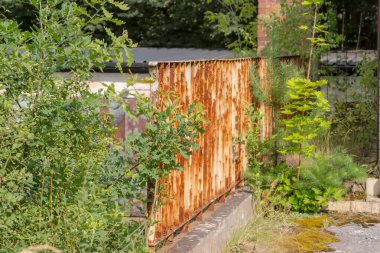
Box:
[257,0,285,53]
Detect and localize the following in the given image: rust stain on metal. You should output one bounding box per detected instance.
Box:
[107,57,299,246]
[148,58,259,246]
[257,58,273,140]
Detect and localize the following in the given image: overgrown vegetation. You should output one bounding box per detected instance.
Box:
[280,78,331,174]
[227,0,373,251]
[245,0,368,214]
[0,0,258,49]
[250,58,304,163]
[0,1,204,251]
[1,0,378,50]
[279,149,366,212]
[328,59,377,165]
[262,1,343,62]
[248,148,366,212]
[1,0,376,251]
[205,0,258,55]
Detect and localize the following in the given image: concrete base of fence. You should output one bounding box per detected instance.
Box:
[165,190,253,253]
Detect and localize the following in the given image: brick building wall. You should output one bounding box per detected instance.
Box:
[258,0,293,53]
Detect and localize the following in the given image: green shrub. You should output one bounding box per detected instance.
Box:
[280,78,331,159]
[248,149,367,213]
[330,59,377,161]
[300,149,367,191]
[0,1,204,251]
[0,1,142,251]
[279,149,367,212]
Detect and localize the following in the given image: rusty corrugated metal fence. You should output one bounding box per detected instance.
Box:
[147,58,272,245]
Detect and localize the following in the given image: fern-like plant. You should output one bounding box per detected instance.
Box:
[280,78,331,179]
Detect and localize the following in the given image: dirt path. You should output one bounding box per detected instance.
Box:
[327,223,380,253]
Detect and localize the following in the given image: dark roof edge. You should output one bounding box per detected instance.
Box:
[102,62,149,74]
[101,57,257,73]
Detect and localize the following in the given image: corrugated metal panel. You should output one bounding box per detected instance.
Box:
[148,58,258,245]
[103,57,295,246]
[99,55,302,246]
[257,58,272,140]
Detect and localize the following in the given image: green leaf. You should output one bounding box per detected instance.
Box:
[108,0,129,11]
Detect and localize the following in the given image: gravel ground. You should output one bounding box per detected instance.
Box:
[327,223,380,253]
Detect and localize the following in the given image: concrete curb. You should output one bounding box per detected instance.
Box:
[166,190,253,253]
[328,200,380,214]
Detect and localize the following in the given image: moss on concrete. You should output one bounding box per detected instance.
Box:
[281,216,338,252]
